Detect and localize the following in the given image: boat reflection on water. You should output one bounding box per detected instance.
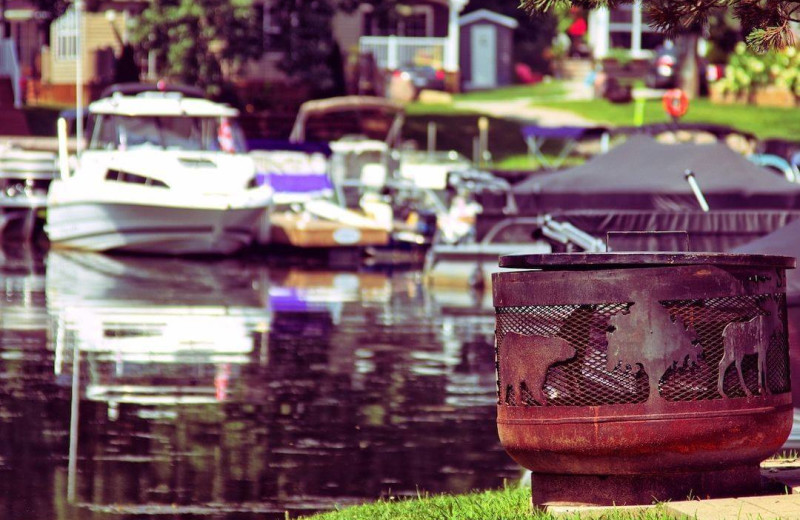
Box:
[47,251,269,410]
[40,253,516,518]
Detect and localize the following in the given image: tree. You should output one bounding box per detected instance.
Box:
[133,0,262,99]
[521,1,799,52]
[268,0,346,98]
[31,0,69,21]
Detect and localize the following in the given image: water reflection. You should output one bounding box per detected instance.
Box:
[0,248,517,518]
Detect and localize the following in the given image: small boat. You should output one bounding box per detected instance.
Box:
[0,146,58,240]
[46,83,274,255]
[248,141,391,250]
[248,96,405,251]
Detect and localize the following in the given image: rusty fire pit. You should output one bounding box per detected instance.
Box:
[493,252,794,507]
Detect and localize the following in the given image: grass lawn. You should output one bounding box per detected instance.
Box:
[404,82,800,169]
[534,96,800,141]
[299,486,670,520]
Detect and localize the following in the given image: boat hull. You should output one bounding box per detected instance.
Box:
[46,202,265,255]
[268,212,390,248]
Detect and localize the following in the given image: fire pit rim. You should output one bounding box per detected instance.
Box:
[498,252,796,270]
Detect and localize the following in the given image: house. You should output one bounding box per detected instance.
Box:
[355,0,468,90]
[36,6,133,105]
[37,0,472,106]
[587,2,666,58]
[0,0,51,107]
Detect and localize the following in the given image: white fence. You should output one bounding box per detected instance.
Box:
[359,36,449,70]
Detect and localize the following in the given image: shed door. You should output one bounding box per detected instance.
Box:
[471,24,497,88]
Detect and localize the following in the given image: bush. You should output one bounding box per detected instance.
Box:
[717,43,800,98]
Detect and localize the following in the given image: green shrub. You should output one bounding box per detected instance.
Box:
[717,42,800,97]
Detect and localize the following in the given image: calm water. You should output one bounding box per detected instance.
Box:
[0,247,519,519]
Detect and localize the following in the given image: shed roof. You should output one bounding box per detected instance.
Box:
[459,9,519,29]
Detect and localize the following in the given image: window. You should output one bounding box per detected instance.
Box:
[89,114,247,153]
[363,5,433,37]
[607,1,660,55]
[398,6,433,37]
[54,7,78,60]
[400,13,429,37]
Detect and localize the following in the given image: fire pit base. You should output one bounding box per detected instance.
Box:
[531,465,763,507]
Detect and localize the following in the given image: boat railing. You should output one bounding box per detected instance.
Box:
[480,215,606,252]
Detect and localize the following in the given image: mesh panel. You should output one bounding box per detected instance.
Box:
[767,327,791,394]
[660,293,788,401]
[496,303,647,407]
[496,293,789,407]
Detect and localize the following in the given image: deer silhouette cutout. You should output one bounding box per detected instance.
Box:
[717,297,780,397]
[606,303,701,404]
[498,332,576,405]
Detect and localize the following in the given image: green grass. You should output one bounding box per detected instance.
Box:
[532,96,800,140]
[492,153,585,172]
[406,80,800,150]
[299,486,672,520]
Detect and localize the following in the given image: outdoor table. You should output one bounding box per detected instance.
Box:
[521,125,608,169]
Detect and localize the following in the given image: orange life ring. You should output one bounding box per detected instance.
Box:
[663,89,689,118]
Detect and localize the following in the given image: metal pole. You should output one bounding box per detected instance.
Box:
[57,117,70,179]
[427,122,436,158]
[684,169,709,212]
[478,116,489,168]
[75,0,84,157]
[67,338,81,502]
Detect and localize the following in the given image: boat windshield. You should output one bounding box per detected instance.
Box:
[89,114,247,153]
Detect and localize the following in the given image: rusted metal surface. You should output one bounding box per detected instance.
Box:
[498,252,796,270]
[493,254,794,507]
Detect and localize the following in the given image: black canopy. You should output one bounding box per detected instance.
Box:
[729,219,800,306]
[513,136,800,211]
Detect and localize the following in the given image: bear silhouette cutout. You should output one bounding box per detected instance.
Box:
[498,332,576,405]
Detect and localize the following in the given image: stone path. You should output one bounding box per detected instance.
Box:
[453,98,597,127]
[545,459,800,519]
[449,81,666,128]
[667,494,800,520]
[452,80,597,127]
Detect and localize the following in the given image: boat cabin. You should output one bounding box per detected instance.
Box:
[84,86,247,153]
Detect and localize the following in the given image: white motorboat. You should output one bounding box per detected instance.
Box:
[46,84,273,255]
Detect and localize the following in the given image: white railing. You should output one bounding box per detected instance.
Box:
[359,36,449,70]
[0,39,21,107]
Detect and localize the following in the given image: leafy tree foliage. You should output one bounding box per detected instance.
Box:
[521,0,799,51]
[31,0,69,21]
[268,0,344,97]
[133,0,262,98]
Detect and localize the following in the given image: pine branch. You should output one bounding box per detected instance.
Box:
[521,0,800,51]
